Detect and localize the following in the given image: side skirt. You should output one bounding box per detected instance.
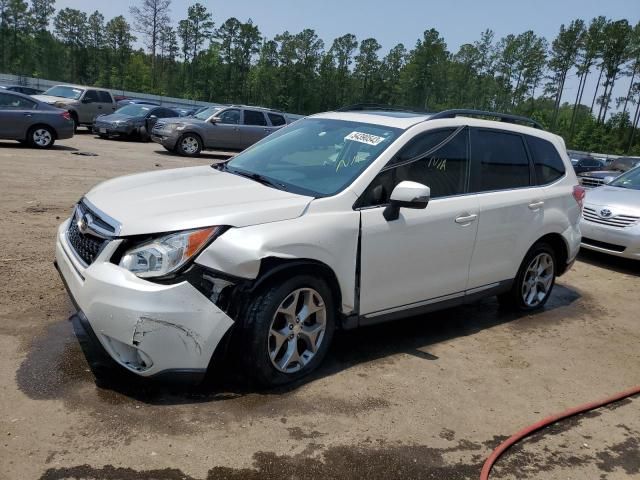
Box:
[358,280,513,327]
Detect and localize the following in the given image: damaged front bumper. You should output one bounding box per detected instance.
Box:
[55,220,234,378]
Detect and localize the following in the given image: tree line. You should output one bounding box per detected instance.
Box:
[1,0,639,154]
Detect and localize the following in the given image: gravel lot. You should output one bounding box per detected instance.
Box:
[1,133,638,480]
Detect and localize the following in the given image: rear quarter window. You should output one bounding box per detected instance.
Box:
[526,135,566,185]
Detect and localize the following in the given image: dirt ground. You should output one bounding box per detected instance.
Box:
[0,132,639,480]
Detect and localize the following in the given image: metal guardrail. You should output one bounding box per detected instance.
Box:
[0,73,213,109]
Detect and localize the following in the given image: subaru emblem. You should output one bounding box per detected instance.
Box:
[599,208,612,218]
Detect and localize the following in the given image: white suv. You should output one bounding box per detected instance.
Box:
[55,108,583,386]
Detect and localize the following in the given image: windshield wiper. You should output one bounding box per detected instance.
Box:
[227,167,286,190]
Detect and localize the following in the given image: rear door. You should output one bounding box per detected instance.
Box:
[0,92,38,139]
[239,109,270,148]
[466,128,543,289]
[97,91,116,115]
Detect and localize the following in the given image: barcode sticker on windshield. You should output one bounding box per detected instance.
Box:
[345,131,385,146]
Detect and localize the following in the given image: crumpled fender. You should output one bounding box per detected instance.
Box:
[195,210,361,314]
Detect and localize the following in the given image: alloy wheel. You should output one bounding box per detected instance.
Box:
[268,288,327,373]
[521,252,554,307]
[180,136,199,154]
[33,128,52,147]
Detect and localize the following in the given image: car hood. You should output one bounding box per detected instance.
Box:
[84,166,313,236]
[33,95,76,105]
[585,186,640,212]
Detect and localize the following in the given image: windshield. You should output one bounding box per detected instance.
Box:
[226,118,402,196]
[44,86,84,99]
[194,106,222,120]
[116,104,153,117]
[609,167,640,190]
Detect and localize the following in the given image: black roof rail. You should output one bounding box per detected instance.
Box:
[428,109,544,130]
[337,103,431,114]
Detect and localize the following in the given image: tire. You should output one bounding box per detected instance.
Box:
[498,242,556,311]
[70,113,78,133]
[27,125,55,149]
[241,275,336,387]
[176,133,202,157]
[138,126,150,142]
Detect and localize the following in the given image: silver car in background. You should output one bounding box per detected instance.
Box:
[581,166,640,260]
[151,105,291,157]
[0,90,74,148]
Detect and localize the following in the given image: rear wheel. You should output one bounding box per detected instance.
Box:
[242,275,335,386]
[27,125,55,148]
[499,242,556,311]
[176,133,202,157]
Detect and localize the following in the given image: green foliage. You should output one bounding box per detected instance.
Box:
[1,2,639,153]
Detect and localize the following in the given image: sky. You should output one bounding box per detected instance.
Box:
[56,0,640,108]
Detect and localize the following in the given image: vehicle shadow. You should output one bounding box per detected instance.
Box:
[0,141,78,152]
[578,249,640,276]
[86,284,581,405]
[153,149,235,161]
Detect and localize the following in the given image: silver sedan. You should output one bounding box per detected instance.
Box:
[580,166,640,260]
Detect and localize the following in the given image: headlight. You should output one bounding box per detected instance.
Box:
[119,226,221,278]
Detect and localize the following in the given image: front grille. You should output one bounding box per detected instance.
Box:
[579,177,606,188]
[94,120,111,129]
[583,207,640,228]
[67,219,107,265]
[582,237,626,252]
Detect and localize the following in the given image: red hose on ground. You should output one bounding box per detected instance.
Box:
[480,385,640,480]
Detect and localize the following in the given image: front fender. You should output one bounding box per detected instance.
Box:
[195,211,360,314]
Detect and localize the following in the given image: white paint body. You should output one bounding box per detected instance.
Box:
[55,112,582,377]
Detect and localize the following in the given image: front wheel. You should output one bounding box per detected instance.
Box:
[242,275,335,386]
[499,243,556,311]
[176,133,202,157]
[27,126,55,148]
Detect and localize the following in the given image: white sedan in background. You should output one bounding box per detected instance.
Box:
[581,166,640,260]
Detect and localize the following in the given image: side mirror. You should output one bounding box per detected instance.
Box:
[81,98,92,104]
[210,116,221,124]
[603,175,616,184]
[148,114,157,119]
[383,181,431,221]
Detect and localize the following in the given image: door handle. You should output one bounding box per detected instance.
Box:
[528,201,544,210]
[97,106,102,109]
[23,113,32,117]
[455,214,478,224]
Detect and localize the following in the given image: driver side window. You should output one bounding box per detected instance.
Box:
[83,90,99,103]
[358,128,469,207]
[218,109,240,125]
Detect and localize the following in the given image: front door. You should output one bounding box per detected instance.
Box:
[79,89,100,123]
[207,108,242,150]
[358,127,479,316]
[0,92,37,139]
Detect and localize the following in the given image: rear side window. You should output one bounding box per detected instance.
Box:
[244,110,267,126]
[472,129,530,192]
[97,91,113,103]
[526,135,565,185]
[268,113,286,126]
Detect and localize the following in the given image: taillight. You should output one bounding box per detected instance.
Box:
[61,111,71,121]
[573,185,586,211]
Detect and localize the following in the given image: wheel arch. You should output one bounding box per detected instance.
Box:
[26,123,58,141]
[533,232,569,276]
[251,257,346,327]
